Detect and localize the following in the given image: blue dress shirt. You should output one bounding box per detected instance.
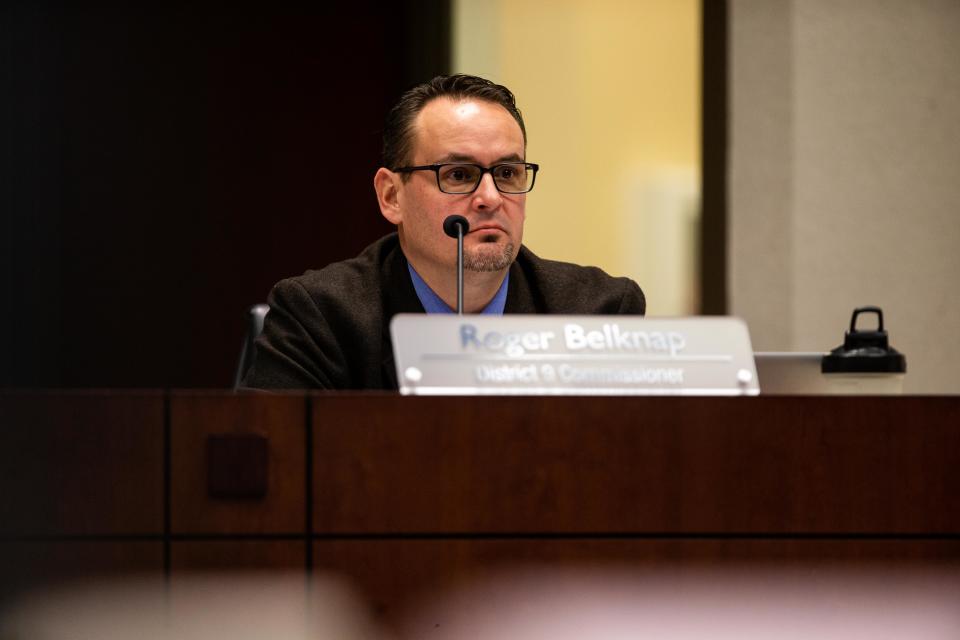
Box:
[407,263,509,315]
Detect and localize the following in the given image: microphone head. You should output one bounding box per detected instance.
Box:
[443,215,470,239]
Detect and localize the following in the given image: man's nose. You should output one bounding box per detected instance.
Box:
[472,172,503,210]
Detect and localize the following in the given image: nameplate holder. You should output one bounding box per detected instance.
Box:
[390,315,759,396]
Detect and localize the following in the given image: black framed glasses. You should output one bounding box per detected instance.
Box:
[392,162,539,194]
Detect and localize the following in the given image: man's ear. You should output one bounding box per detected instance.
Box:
[374,168,403,225]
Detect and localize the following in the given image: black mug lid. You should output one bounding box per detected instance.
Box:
[821,306,906,374]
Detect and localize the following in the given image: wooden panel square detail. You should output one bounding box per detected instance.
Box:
[0,392,164,536]
[170,392,306,534]
[207,433,269,499]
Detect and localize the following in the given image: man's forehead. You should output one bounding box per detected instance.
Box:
[410,97,524,162]
[449,100,484,119]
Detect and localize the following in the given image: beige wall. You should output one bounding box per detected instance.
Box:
[730,0,960,392]
[453,0,701,315]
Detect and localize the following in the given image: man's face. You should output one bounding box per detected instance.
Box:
[388,97,527,276]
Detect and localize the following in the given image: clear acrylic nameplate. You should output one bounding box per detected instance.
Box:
[390,315,759,396]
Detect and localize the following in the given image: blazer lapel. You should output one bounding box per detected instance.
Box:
[379,241,425,389]
[504,247,540,314]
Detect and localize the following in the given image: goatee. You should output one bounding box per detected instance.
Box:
[464,242,515,272]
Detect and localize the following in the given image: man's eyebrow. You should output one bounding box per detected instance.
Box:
[434,153,526,164]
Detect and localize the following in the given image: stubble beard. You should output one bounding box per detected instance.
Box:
[463,241,516,273]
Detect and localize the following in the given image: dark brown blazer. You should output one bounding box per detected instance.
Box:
[243,233,645,390]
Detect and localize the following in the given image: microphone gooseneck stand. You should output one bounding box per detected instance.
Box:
[442,215,471,315]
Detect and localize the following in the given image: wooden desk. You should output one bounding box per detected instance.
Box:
[3,392,959,620]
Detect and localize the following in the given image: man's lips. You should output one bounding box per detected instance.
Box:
[469,224,505,235]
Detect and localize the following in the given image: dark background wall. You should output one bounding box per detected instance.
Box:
[2,2,450,388]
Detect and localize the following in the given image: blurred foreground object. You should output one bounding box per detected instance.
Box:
[402,567,960,640]
[0,573,388,640]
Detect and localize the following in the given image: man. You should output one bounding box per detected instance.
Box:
[243,74,645,390]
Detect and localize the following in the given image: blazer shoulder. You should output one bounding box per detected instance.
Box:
[282,233,402,309]
[516,245,646,315]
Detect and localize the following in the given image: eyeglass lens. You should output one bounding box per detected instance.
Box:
[438,163,533,194]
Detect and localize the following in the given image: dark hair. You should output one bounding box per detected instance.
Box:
[382,74,527,171]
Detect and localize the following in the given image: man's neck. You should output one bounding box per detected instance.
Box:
[409,259,508,313]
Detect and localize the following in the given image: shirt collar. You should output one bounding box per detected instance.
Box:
[407,262,509,315]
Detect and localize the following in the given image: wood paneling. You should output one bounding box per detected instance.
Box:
[314,537,960,629]
[1,541,163,601]
[3,391,958,619]
[0,392,164,535]
[312,396,960,533]
[170,392,306,534]
[170,540,304,572]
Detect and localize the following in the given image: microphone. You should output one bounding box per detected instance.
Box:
[442,214,469,239]
[442,215,470,315]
